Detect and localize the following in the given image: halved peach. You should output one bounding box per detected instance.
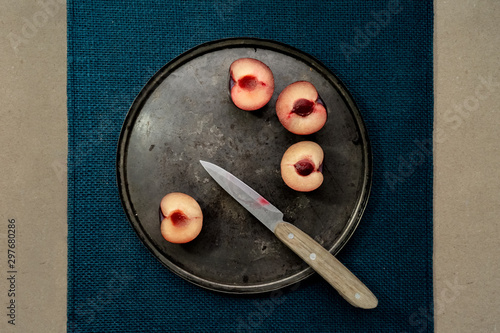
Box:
[280,141,324,192]
[276,81,327,135]
[229,58,275,111]
[160,192,203,244]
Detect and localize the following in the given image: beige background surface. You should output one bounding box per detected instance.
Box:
[0,1,498,332]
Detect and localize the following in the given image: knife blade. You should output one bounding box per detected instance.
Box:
[200,160,378,309]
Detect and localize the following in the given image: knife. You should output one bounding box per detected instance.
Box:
[200,160,377,309]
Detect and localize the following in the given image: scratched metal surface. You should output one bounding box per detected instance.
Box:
[117,38,372,293]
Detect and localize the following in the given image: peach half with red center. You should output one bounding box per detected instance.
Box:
[229,58,275,111]
[276,81,327,135]
[280,141,324,192]
[160,192,203,244]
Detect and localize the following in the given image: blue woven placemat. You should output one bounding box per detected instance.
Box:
[67,1,433,332]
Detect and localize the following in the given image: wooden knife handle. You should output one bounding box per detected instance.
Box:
[275,222,378,309]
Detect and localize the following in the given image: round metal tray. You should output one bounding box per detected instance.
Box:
[116,38,372,294]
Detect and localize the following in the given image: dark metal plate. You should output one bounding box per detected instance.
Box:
[117,38,372,294]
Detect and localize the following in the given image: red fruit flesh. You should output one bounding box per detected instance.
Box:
[229,58,274,111]
[170,210,188,226]
[294,159,315,176]
[238,75,258,90]
[160,192,203,244]
[276,81,327,135]
[280,141,324,192]
[292,99,315,117]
